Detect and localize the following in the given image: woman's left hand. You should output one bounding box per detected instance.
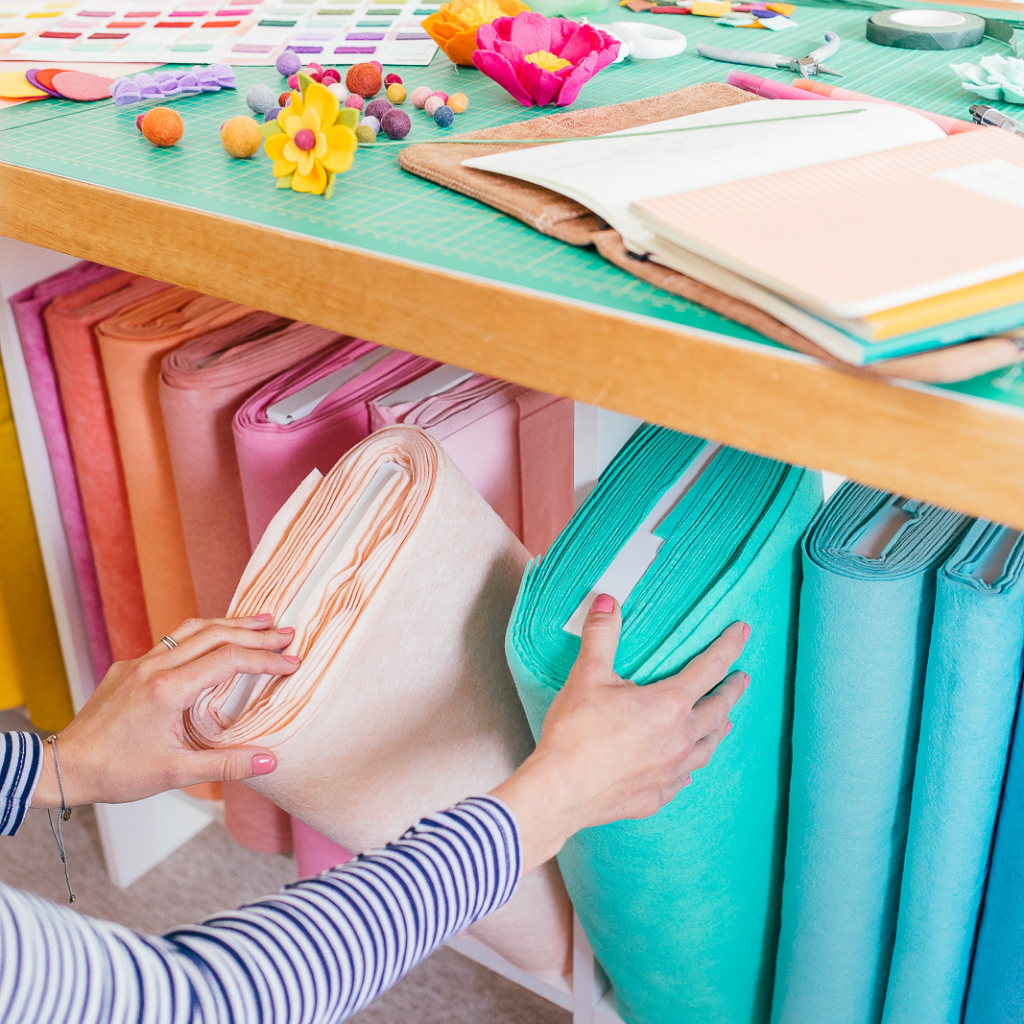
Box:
[31,615,299,809]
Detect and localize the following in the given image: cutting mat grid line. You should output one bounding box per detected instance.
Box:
[0,0,1021,409]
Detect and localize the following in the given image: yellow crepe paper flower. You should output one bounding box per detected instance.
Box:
[263,79,358,197]
[422,0,531,66]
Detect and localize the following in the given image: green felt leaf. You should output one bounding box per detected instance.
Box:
[324,170,336,199]
[260,119,285,139]
[298,71,314,93]
[276,174,294,189]
[337,107,358,130]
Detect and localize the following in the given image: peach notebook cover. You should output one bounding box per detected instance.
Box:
[633,129,1024,320]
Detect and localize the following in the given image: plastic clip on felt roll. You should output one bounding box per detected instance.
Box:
[183,425,573,977]
[507,424,822,1024]
[866,9,985,50]
[882,522,1024,1024]
[772,485,971,1024]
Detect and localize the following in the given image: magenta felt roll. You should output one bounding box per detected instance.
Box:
[9,261,120,689]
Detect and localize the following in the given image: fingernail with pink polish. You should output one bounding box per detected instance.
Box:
[741,623,751,642]
[251,754,276,776]
[725,721,733,735]
[742,673,751,690]
[278,626,294,634]
[592,593,614,615]
[256,613,274,622]
[683,775,692,787]
[284,655,301,665]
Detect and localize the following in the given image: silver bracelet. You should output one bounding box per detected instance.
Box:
[45,734,76,904]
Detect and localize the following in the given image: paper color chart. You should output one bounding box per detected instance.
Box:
[0,0,441,64]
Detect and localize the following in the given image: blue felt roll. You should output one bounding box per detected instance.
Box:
[964,583,1024,1024]
[772,486,971,1024]
[508,425,822,1024]
[883,522,1024,1024]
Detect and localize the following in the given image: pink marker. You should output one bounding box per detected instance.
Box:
[727,70,833,102]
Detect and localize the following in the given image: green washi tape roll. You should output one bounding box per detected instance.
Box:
[867,8,986,49]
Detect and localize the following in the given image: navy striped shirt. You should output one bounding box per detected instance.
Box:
[0,731,522,1023]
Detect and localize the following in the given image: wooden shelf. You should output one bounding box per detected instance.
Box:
[3,162,1023,527]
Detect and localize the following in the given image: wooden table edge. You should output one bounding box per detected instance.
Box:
[2,160,1022,526]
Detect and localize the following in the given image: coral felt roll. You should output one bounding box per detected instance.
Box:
[9,261,118,687]
[95,288,255,643]
[185,426,573,977]
[0,358,73,732]
[44,272,169,663]
[369,374,574,555]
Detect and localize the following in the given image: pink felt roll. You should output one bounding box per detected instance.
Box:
[369,375,574,556]
[44,272,169,663]
[9,261,119,687]
[291,817,355,877]
[233,341,438,544]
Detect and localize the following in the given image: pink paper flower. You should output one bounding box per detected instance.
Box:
[472,11,619,107]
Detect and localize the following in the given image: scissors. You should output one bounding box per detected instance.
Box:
[696,31,843,77]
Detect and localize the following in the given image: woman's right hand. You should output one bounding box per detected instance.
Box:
[491,595,749,872]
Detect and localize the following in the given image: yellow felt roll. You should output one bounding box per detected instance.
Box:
[0,359,73,732]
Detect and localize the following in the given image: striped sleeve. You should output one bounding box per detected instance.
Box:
[0,796,522,1024]
[0,732,43,835]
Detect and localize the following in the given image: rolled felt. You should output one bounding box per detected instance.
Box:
[507,424,822,1024]
[882,521,1024,1024]
[10,261,118,686]
[232,341,436,544]
[772,485,971,1024]
[184,425,573,977]
[95,288,254,643]
[160,315,343,855]
[0,356,73,732]
[369,373,574,556]
[964,666,1024,1023]
[44,272,168,662]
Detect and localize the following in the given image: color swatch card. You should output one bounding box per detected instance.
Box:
[0,0,440,65]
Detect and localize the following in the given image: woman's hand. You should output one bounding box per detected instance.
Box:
[491,595,749,872]
[32,616,299,809]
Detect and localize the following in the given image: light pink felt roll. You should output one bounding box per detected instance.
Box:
[232,342,439,545]
[185,426,573,978]
[369,374,574,556]
[160,316,345,855]
[9,261,118,687]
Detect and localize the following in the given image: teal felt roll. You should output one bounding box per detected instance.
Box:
[772,486,971,1024]
[882,522,1024,1024]
[507,424,822,1024]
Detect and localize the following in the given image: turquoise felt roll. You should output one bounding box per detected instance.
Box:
[882,522,1024,1024]
[507,424,822,1024]
[772,486,971,1024]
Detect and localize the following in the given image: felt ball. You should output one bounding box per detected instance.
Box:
[355,124,377,143]
[448,92,468,114]
[424,95,443,116]
[322,68,341,85]
[278,90,291,106]
[381,107,411,140]
[385,72,403,86]
[327,81,349,101]
[264,108,282,123]
[135,112,146,132]
[287,73,299,90]
[306,62,323,75]
[293,127,317,151]
[246,83,277,114]
[365,97,391,121]
[359,115,380,133]
[369,61,383,72]
[411,85,431,108]
[141,106,183,147]
[386,83,406,104]
[431,90,448,102]
[345,62,382,98]
[344,93,364,111]
[433,104,455,128]
[308,71,324,83]
[276,49,302,77]
[221,114,263,158]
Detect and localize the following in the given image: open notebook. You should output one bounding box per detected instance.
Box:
[464,101,1024,365]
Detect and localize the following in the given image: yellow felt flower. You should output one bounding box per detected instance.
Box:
[422,0,531,66]
[264,80,358,196]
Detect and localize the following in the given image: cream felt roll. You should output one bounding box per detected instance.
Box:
[184,424,572,976]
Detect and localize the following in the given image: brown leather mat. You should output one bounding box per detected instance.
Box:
[400,82,1024,384]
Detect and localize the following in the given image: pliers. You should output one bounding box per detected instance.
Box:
[696,31,843,77]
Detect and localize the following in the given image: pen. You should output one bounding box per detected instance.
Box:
[970,103,1024,138]
[788,79,983,135]
[727,70,833,102]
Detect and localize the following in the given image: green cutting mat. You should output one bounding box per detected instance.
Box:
[0,1,1022,410]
